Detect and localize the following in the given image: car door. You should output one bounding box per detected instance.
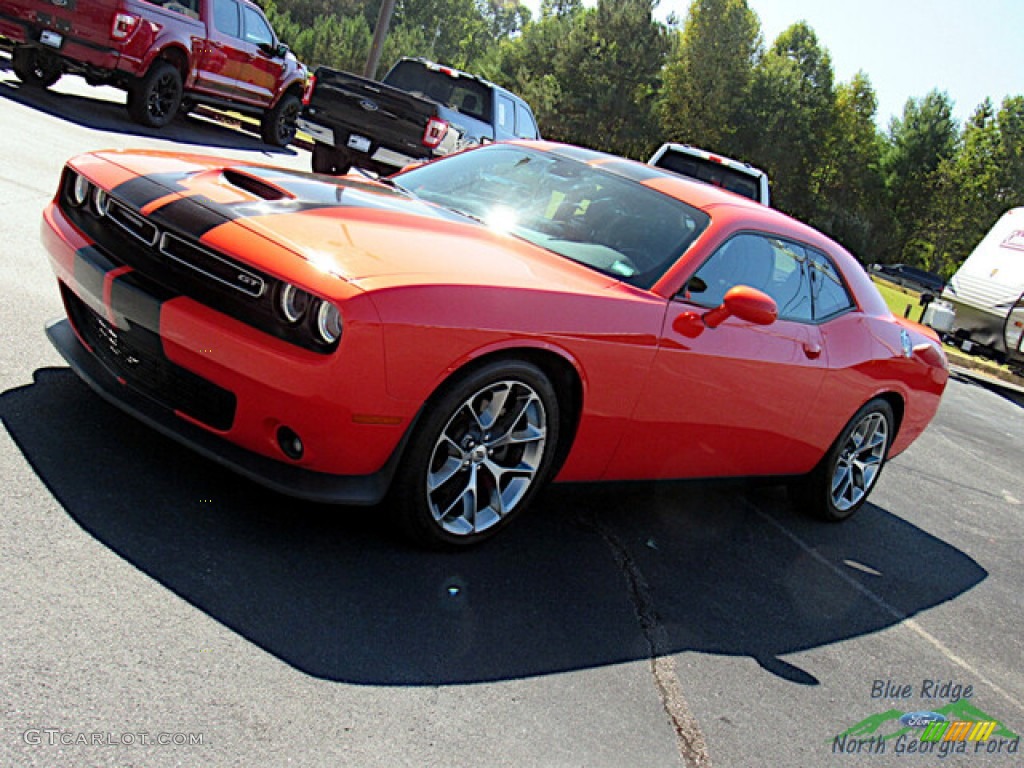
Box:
[195,0,247,99]
[234,3,284,106]
[608,233,829,480]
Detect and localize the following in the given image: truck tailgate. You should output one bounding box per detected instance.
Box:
[0,0,121,47]
[302,67,439,155]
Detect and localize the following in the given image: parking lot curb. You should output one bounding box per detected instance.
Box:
[949,364,1024,405]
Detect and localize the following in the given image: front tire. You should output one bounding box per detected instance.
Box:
[128,60,182,128]
[260,92,300,146]
[394,360,560,548]
[12,46,62,88]
[792,398,894,521]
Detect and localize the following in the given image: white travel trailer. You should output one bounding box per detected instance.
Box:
[942,207,1024,368]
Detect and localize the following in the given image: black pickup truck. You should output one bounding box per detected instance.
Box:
[298,57,540,175]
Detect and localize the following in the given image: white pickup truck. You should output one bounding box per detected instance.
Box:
[649,143,771,206]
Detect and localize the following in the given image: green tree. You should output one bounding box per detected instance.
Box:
[496,0,666,156]
[658,0,761,157]
[263,0,373,71]
[916,95,1024,276]
[492,3,584,127]
[389,0,492,70]
[741,22,836,222]
[996,95,1024,206]
[881,89,959,265]
[815,72,889,260]
[547,0,668,156]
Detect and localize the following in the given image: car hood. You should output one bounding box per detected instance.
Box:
[94,152,620,296]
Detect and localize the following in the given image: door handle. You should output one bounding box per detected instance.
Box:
[803,342,822,359]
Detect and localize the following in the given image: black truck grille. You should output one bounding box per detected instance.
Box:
[63,286,237,432]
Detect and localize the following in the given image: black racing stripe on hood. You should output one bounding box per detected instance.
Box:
[111,172,192,209]
[149,195,238,238]
[148,195,365,239]
[116,166,459,241]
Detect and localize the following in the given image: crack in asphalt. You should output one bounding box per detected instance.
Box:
[582,510,712,768]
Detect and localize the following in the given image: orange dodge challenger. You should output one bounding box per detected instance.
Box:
[41,142,948,547]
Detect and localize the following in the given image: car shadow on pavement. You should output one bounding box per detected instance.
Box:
[0,64,298,155]
[2,368,988,687]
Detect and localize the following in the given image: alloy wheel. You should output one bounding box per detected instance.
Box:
[426,379,548,537]
[830,411,889,511]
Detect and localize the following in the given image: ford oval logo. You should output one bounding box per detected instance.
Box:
[899,711,947,729]
[358,99,379,112]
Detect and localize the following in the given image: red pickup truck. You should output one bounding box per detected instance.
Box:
[0,0,308,145]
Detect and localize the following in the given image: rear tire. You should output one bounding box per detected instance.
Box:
[393,359,560,548]
[128,60,182,128]
[311,142,351,175]
[260,92,300,147]
[12,46,61,88]
[792,398,894,522]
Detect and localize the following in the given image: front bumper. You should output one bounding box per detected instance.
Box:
[46,315,398,506]
[41,188,412,504]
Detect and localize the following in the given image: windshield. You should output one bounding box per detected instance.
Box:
[395,145,709,289]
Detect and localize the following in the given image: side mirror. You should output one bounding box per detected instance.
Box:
[258,42,289,59]
[673,285,778,338]
[704,285,778,328]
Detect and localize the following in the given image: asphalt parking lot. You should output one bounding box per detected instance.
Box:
[1,59,1022,767]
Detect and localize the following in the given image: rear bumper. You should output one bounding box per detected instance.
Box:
[0,11,131,75]
[46,317,397,505]
[299,116,427,173]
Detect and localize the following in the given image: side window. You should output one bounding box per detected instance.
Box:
[495,95,514,134]
[242,5,273,46]
[766,239,813,321]
[808,249,854,319]
[161,0,199,20]
[212,0,240,37]
[514,103,539,139]
[687,233,813,322]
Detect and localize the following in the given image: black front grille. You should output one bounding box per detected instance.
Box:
[106,197,159,246]
[58,168,336,354]
[62,286,237,432]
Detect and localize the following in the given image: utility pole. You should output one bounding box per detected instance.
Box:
[364,0,397,79]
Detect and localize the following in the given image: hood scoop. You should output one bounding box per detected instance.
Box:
[222,168,295,201]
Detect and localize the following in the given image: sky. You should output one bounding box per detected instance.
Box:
[521,0,1024,129]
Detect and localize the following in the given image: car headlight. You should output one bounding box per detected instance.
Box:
[276,283,310,324]
[314,300,342,345]
[69,173,91,207]
[92,187,109,217]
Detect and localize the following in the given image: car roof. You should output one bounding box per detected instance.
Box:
[513,141,886,308]
[531,141,813,235]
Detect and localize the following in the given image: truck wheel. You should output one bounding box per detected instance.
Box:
[260,93,301,147]
[128,61,182,128]
[12,46,62,88]
[312,142,351,175]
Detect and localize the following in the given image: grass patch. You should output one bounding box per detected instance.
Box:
[870,276,923,319]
